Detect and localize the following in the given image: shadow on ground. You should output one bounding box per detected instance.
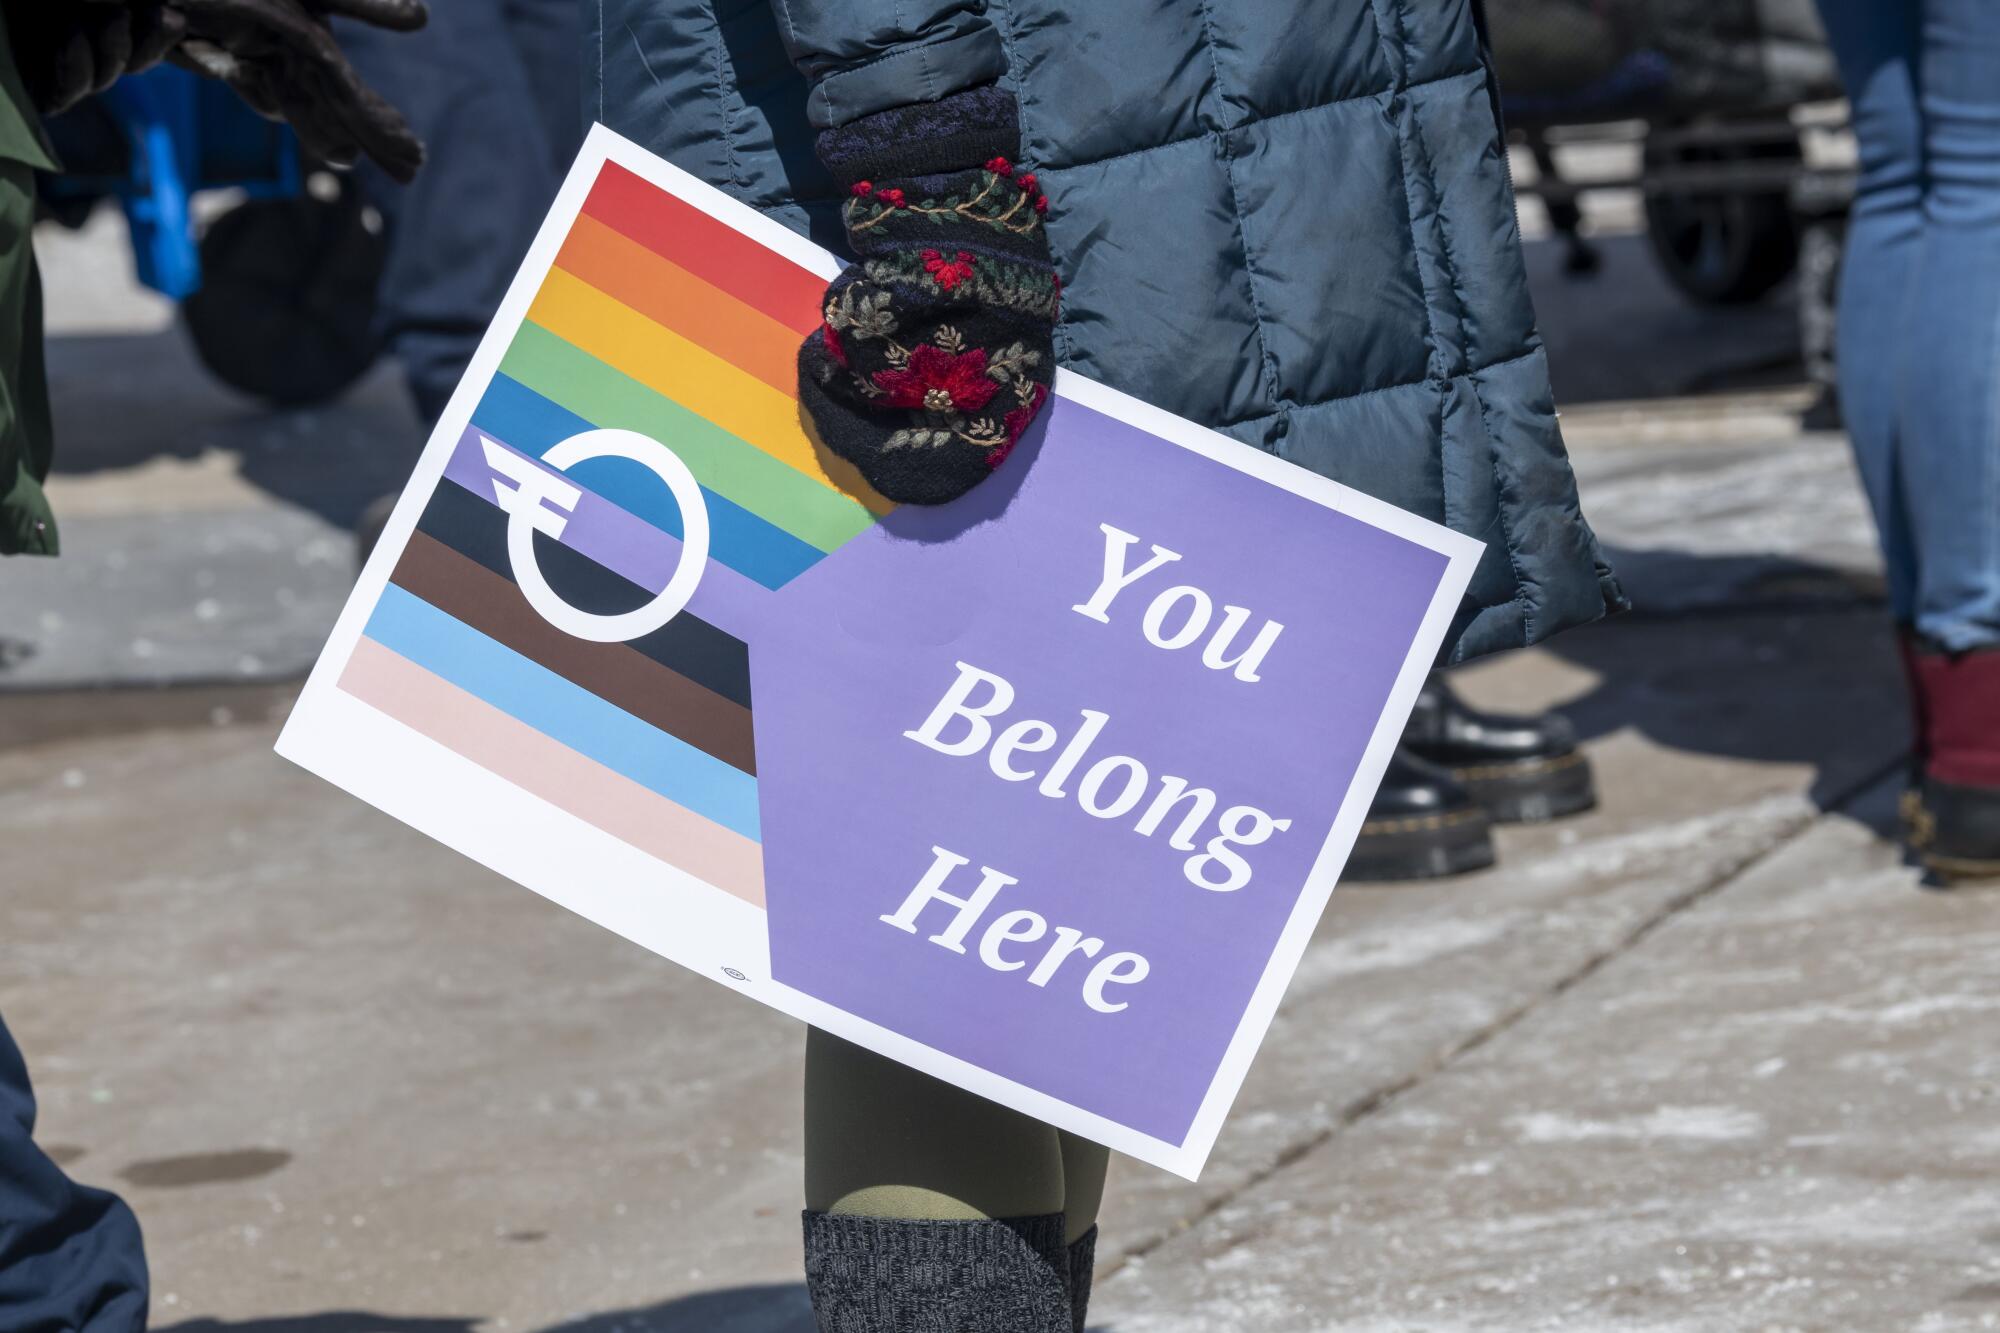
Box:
[152,1289,816,1333]
[43,327,420,532]
[1521,231,1803,407]
[158,1318,481,1333]
[1512,547,1904,813]
[158,1287,1121,1333]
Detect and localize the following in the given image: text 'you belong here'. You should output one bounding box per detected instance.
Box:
[884,523,1294,1014]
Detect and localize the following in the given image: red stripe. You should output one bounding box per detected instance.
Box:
[581,162,826,337]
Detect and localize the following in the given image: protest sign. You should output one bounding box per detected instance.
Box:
[277,125,1482,1179]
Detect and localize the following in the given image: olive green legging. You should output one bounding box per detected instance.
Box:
[804,1028,1109,1247]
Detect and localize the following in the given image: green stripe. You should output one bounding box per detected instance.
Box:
[499,323,878,553]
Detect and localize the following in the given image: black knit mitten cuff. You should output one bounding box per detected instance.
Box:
[816,84,1024,185]
[798,84,1060,506]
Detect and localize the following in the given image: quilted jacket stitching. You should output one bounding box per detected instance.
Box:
[1364,0,1453,547]
[1390,2,1536,634]
[1361,0,1441,387]
[1216,347,1539,430]
[1029,64,1485,180]
[705,13,746,192]
[1191,0,1284,419]
[773,66,1490,206]
[986,0,1074,367]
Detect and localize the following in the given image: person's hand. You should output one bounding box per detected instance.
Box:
[9,1,186,114]
[798,84,1059,506]
[166,0,426,182]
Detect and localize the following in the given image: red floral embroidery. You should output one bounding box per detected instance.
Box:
[822,321,848,368]
[985,156,1013,175]
[1003,382,1049,443]
[873,345,1002,414]
[878,188,908,208]
[1017,173,1038,193]
[1033,195,1049,215]
[989,384,1050,470]
[852,180,874,197]
[922,249,978,291]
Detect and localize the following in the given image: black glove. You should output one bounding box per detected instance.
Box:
[166,0,426,182]
[7,0,186,114]
[798,84,1060,506]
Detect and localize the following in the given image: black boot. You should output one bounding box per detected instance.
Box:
[1349,747,1496,881]
[1910,779,2000,886]
[802,1211,1073,1332]
[1067,1225,1096,1332]
[1402,673,1597,823]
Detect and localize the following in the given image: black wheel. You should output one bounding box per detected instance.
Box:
[1642,129,1801,306]
[182,175,386,406]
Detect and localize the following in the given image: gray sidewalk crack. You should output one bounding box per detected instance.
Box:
[1107,748,1909,1277]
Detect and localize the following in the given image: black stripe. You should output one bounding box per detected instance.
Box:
[413,480,754,710]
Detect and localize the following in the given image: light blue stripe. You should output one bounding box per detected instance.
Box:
[364,583,762,841]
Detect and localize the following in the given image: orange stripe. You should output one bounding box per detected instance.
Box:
[554,214,800,398]
[582,161,825,337]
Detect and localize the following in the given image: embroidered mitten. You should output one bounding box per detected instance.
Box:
[799,84,1060,506]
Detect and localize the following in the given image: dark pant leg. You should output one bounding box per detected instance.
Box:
[0,1012,148,1333]
[1055,1131,1108,1244]
[803,1027,1066,1221]
[502,0,585,157]
[339,2,576,425]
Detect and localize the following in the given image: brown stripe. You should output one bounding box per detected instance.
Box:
[387,531,757,775]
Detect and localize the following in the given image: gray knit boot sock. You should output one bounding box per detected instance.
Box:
[802,1211,1073,1332]
[1066,1225,1097,1332]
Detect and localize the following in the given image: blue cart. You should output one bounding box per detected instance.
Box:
[38,66,386,405]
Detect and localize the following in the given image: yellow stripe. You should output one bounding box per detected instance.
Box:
[526,268,890,514]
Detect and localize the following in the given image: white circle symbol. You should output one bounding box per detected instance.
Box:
[485,428,710,643]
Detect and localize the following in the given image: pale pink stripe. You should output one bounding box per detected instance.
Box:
[339,635,766,907]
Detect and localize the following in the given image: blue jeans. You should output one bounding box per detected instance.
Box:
[1816,0,2000,651]
[0,1012,147,1332]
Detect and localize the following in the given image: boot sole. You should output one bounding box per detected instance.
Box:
[1921,852,2000,887]
[1450,751,1597,824]
[1902,782,2000,886]
[1347,808,1496,882]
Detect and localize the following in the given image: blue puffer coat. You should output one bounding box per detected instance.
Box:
[586,0,1626,659]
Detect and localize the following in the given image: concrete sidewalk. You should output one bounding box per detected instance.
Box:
[8,586,1993,1332]
[4,192,1996,1332]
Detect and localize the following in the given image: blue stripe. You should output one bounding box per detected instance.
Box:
[364,583,763,841]
[470,375,824,591]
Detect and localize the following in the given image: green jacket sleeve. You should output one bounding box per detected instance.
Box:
[0,7,59,555]
[0,6,59,172]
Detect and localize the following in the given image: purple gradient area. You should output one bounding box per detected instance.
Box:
[440,425,769,639]
[751,397,1449,1146]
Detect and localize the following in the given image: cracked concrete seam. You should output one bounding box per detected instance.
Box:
[1103,749,1912,1280]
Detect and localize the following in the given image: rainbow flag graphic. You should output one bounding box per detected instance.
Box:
[334,154,885,912]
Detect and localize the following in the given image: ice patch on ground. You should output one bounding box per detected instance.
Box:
[1510,1105,1766,1143]
[1291,914,1516,988]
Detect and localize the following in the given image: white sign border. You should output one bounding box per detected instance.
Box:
[277,123,1483,1181]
